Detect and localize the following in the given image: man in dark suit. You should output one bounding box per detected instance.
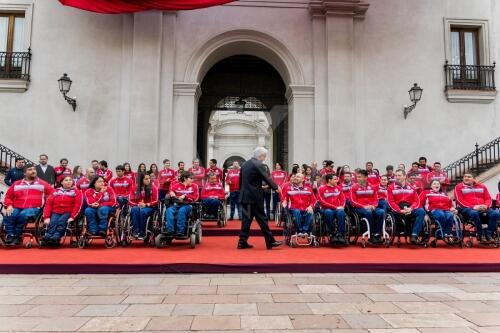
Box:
[35,154,55,186]
[238,147,282,250]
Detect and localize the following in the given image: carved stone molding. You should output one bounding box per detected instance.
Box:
[309,0,369,19]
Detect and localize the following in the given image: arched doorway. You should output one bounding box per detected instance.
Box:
[197,55,288,167]
[223,155,246,170]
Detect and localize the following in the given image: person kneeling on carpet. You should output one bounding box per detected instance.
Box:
[201,173,225,218]
[165,171,199,237]
[281,173,317,237]
[42,176,83,245]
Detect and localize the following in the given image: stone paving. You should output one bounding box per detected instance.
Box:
[0,273,500,332]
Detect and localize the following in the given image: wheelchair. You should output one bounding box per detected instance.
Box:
[314,207,356,247]
[77,207,121,249]
[200,197,227,227]
[459,211,500,248]
[0,201,44,249]
[389,208,431,248]
[118,203,160,247]
[154,199,202,249]
[37,214,83,248]
[274,203,283,227]
[283,207,320,247]
[347,207,394,248]
[427,211,463,248]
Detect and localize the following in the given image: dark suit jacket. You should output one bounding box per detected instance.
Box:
[36,164,56,185]
[239,158,278,205]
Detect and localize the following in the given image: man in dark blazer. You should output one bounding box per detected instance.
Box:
[35,154,56,186]
[238,147,282,250]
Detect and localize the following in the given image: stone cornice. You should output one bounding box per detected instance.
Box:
[173,82,202,101]
[309,0,369,19]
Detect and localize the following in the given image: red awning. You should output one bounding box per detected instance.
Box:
[59,0,235,13]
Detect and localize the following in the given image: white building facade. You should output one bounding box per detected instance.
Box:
[0,0,498,179]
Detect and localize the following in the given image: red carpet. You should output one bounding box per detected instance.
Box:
[1,234,500,274]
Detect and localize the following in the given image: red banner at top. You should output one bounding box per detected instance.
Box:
[59,0,235,13]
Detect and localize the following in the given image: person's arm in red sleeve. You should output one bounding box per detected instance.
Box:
[454,184,469,208]
[217,187,225,200]
[148,186,159,207]
[84,189,95,205]
[387,187,401,213]
[483,185,492,208]
[128,186,138,206]
[44,181,54,197]
[200,185,208,200]
[4,185,14,208]
[418,191,427,209]
[317,187,334,209]
[339,190,346,208]
[71,190,83,219]
[43,194,54,219]
[309,190,317,208]
[410,190,420,210]
[190,184,200,202]
[349,186,364,209]
[108,188,117,207]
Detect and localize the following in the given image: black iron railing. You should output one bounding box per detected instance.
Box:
[0,49,32,81]
[0,144,34,175]
[444,61,496,91]
[444,137,500,188]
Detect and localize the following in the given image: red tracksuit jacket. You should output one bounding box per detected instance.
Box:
[318,184,345,209]
[54,166,72,185]
[418,166,432,187]
[188,167,205,187]
[76,177,90,192]
[454,182,492,209]
[350,183,378,208]
[4,178,54,209]
[387,182,420,213]
[97,169,113,184]
[225,168,240,192]
[170,182,199,202]
[426,171,450,191]
[206,167,223,183]
[272,170,288,187]
[129,185,159,207]
[84,187,117,207]
[341,182,354,202]
[320,168,335,176]
[109,177,134,198]
[43,187,83,219]
[367,170,380,186]
[158,168,175,191]
[201,182,225,200]
[282,183,317,210]
[377,186,388,200]
[419,190,452,211]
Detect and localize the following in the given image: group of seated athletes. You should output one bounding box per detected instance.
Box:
[1,155,499,247]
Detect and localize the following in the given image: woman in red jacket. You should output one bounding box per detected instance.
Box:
[419,179,456,238]
[84,176,117,236]
[129,173,158,239]
[42,176,83,244]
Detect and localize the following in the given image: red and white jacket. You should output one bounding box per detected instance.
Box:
[206,167,223,183]
[387,182,420,213]
[377,185,388,200]
[282,183,317,211]
[124,171,136,185]
[97,168,113,184]
[418,165,433,187]
[367,170,380,187]
[454,182,492,209]
[385,173,396,184]
[158,168,175,191]
[426,171,450,191]
[320,168,335,176]
[350,183,378,208]
[84,187,117,207]
[4,178,54,209]
[341,182,354,202]
[201,182,225,200]
[76,177,91,192]
[407,169,425,190]
[54,166,72,186]
[109,177,134,198]
[225,168,241,192]
[188,167,205,187]
[419,189,452,211]
[170,182,199,202]
[43,187,83,219]
[272,170,288,187]
[317,184,345,210]
[129,185,159,207]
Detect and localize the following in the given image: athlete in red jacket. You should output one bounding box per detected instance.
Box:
[225,161,241,220]
[3,164,54,245]
[165,172,199,236]
[454,173,499,241]
[54,158,72,188]
[281,173,317,235]
[387,169,426,244]
[84,176,117,236]
[350,169,384,243]
[365,162,381,187]
[188,159,206,189]
[426,162,450,192]
[97,160,113,184]
[318,174,346,243]
[129,173,158,239]
[42,175,83,243]
[201,173,225,217]
[207,159,224,183]
[109,165,134,208]
[420,179,457,238]
[158,159,175,201]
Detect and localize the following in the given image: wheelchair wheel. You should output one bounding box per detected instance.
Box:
[313,212,327,246]
[283,211,293,246]
[346,211,359,245]
[33,214,45,246]
[120,215,132,247]
[217,204,226,227]
[275,205,282,227]
[383,213,395,247]
[190,233,196,249]
[104,235,117,248]
[77,236,88,249]
[195,225,202,244]
[155,233,168,248]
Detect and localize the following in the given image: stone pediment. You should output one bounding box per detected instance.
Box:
[309,0,369,19]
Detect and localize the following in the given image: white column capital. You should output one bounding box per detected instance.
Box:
[309,0,369,19]
[173,82,202,101]
[285,85,315,103]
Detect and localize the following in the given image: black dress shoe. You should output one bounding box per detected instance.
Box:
[266,241,282,250]
[237,242,254,249]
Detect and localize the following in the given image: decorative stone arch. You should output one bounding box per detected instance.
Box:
[172,29,314,167]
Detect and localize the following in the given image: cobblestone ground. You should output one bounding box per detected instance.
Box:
[1,273,500,332]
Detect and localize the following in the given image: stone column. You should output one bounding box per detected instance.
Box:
[172,82,201,165]
[286,85,315,166]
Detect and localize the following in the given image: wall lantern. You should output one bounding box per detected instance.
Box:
[403,83,423,119]
[58,73,77,111]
